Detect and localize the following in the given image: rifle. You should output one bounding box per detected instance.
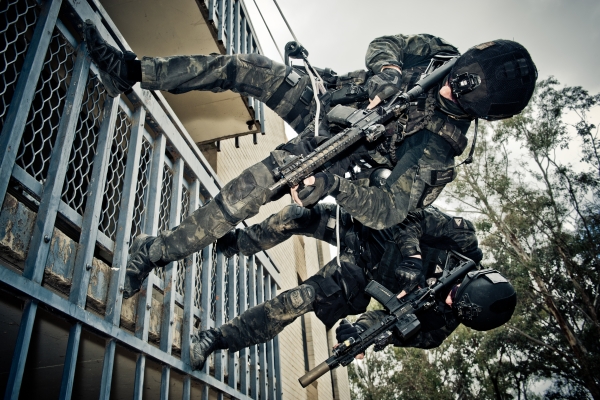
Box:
[268,56,458,192]
[298,250,477,388]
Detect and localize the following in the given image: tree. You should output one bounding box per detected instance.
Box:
[446,77,600,399]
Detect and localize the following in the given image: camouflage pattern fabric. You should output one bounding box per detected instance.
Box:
[395,206,481,259]
[221,284,316,352]
[141,53,318,132]
[365,33,460,73]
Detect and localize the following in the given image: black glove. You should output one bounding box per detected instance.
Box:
[297,172,338,207]
[367,68,402,102]
[336,319,365,343]
[395,257,423,292]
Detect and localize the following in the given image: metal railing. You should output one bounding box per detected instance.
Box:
[0,0,281,399]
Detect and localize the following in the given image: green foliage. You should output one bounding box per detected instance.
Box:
[347,78,600,399]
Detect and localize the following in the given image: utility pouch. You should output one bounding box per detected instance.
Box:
[327,104,369,127]
[330,83,369,106]
[416,167,456,208]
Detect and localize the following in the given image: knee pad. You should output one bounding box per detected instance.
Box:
[282,284,316,313]
[280,204,312,226]
[215,163,274,224]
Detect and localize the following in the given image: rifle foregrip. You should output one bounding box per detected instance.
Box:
[299,361,331,388]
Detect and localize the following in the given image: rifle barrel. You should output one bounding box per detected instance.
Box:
[299,360,332,388]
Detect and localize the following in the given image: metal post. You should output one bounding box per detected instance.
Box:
[104,105,147,323]
[248,256,257,399]
[225,0,233,54]
[135,134,166,342]
[93,97,120,400]
[214,249,226,390]
[208,0,216,22]
[160,366,170,400]
[71,96,140,307]
[260,100,266,134]
[133,353,146,400]
[233,0,241,54]
[240,16,247,54]
[200,243,213,400]
[182,181,200,367]
[265,275,275,399]
[246,32,254,110]
[272,280,282,400]
[133,133,166,399]
[99,339,117,400]
[182,376,191,400]
[160,157,183,354]
[257,262,266,398]
[58,323,82,400]
[238,255,248,395]
[0,0,62,207]
[4,300,38,400]
[227,256,238,389]
[159,157,183,400]
[217,0,225,43]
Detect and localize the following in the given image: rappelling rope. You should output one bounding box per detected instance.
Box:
[336,204,341,267]
[250,0,284,61]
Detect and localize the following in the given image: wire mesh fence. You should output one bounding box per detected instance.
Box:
[0,0,281,399]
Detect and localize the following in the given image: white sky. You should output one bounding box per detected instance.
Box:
[244,0,600,93]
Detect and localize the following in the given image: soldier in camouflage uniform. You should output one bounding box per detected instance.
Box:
[83,22,536,300]
[337,266,516,351]
[187,203,484,370]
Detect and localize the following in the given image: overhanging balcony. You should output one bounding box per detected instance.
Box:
[100,0,267,146]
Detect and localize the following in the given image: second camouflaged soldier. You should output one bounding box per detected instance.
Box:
[82,22,537,298]
[187,204,487,370]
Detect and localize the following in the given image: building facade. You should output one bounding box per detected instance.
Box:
[0,0,350,398]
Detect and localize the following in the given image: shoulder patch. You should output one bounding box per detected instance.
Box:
[452,217,466,229]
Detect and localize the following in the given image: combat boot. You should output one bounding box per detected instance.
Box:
[83,20,139,97]
[190,328,228,370]
[123,234,168,299]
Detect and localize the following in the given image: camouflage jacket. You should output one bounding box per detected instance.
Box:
[330,34,470,230]
[395,206,480,259]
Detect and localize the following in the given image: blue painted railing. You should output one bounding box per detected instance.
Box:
[0,0,281,399]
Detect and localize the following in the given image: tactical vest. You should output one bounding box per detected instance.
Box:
[341,61,472,175]
[400,66,472,156]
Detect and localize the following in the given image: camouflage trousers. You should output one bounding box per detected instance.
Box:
[217,203,371,351]
[141,53,319,132]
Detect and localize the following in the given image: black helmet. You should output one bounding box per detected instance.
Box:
[453,269,517,331]
[449,40,537,120]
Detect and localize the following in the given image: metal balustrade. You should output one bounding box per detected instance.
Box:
[0,0,282,398]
